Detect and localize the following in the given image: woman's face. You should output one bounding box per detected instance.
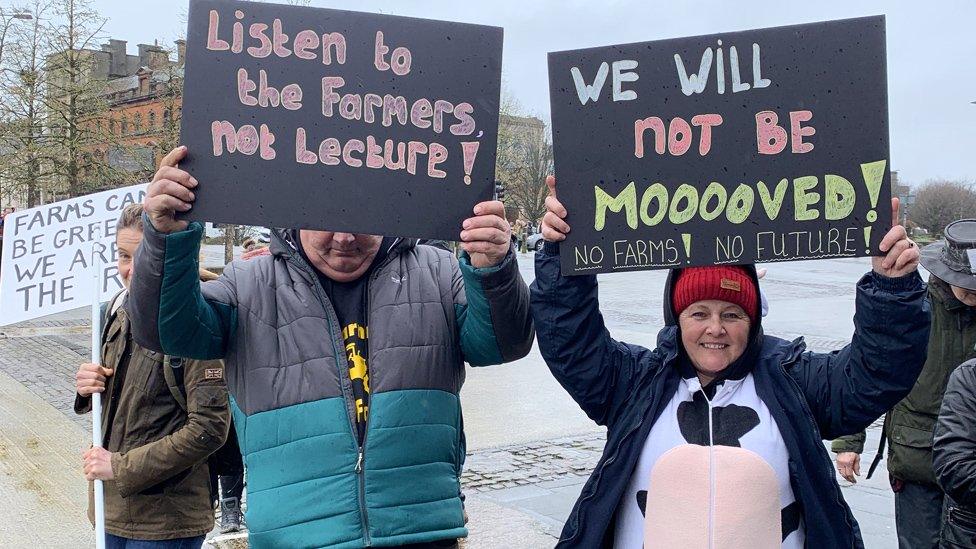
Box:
[678,299,751,384]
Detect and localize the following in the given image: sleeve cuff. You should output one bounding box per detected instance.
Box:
[110,452,130,496]
[459,245,516,276]
[541,240,560,256]
[867,270,923,292]
[73,393,92,415]
[141,213,203,248]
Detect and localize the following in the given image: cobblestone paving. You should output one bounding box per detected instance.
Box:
[0,321,92,429]
[462,433,605,493]
[0,316,849,456]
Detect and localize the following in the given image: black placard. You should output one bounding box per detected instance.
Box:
[548,16,890,275]
[180,0,502,240]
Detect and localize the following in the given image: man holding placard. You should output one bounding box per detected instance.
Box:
[125,3,526,546]
[128,145,533,548]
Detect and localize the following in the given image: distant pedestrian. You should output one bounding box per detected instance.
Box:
[0,207,14,261]
[833,219,976,548]
[75,203,231,549]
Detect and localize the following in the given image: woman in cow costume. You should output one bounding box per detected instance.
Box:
[530,177,929,548]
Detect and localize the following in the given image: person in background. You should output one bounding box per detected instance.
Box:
[0,207,14,260]
[209,425,245,534]
[833,219,976,549]
[75,203,231,548]
[933,357,976,548]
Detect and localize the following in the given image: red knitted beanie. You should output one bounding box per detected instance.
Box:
[672,266,758,322]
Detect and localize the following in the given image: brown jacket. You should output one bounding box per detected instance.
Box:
[75,293,230,540]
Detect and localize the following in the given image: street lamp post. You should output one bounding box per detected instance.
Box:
[0,9,33,66]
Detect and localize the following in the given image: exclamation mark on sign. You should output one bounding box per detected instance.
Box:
[682,233,692,263]
[860,159,887,253]
[461,142,480,185]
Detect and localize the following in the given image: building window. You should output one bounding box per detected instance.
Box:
[121,117,128,135]
[163,108,171,128]
[110,119,117,135]
[149,111,156,129]
[134,113,142,134]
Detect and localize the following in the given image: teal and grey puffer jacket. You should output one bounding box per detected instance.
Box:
[128,220,534,548]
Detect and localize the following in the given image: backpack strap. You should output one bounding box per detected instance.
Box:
[866,414,890,480]
[162,355,188,412]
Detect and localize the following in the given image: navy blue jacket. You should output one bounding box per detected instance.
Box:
[530,242,930,548]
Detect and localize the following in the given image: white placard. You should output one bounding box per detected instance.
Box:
[0,184,148,326]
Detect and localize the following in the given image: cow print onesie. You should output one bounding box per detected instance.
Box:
[613,372,804,548]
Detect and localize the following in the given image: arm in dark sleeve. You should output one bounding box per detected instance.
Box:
[111,359,231,497]
[831,431,867,454]
[934,362,976,506]
[129,215,237,359]
[74,393,92,415]
[790,271,930,440]
[530,242,653,426]
[454,246,534,366]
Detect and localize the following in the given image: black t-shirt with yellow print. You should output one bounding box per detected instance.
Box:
[298,236,393,445]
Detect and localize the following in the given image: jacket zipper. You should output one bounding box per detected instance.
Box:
[284,246,395,548]
[562,353,676,545]
[701,387,716,549]
[781,363,856,546]
[353,240,401,546]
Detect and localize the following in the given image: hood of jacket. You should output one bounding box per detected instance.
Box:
[662,264,765,386]
[269,228,417,263]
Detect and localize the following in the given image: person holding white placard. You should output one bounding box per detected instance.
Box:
[75,204,231,549]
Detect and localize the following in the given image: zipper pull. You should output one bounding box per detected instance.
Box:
[355,450,364,474]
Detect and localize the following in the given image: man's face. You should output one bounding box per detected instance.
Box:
[299,230,383,283]
[116,228,143,289]
[951,284,976,307]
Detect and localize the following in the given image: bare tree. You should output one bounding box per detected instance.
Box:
[910,179,976,235]
[150,43,183,162]
[493,90,552,232]
[0,0,53,207]
[493,89,524,180]
[43,0,126,197]
[0,4,33,66]
[506,128,552,227]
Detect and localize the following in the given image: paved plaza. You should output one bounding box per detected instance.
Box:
[0,253,907,547]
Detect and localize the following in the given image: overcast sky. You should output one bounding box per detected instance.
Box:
[91,0,974,187]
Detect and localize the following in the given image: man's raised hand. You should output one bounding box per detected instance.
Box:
[144,146,197,234]
[460,200,511,268]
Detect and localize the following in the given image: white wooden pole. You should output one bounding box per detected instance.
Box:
[90,239,106,549]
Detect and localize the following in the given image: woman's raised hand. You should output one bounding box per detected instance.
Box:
[872,197,919,278]
[541,175,571,243]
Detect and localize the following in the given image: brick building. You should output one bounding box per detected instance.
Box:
[93,39,185,174]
